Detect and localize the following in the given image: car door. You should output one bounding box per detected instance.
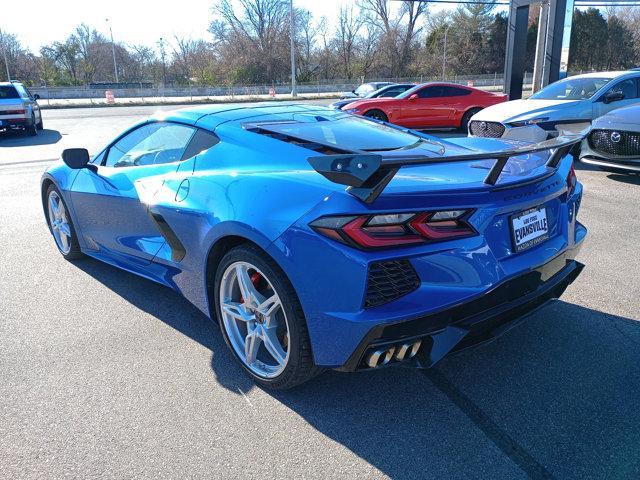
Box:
[437,86,472,127]
[69,122,197,265]
[593,77,640,118]
[399,86,447,128]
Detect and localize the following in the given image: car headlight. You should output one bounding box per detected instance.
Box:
[345,108,359,114]
[509,117,549,128]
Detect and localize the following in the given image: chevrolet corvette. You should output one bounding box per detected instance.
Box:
[42,104,586,389]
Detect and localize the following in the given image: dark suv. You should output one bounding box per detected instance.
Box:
[0,81,43,136]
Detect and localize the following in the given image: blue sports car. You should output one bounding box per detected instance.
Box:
[41,104,586,389]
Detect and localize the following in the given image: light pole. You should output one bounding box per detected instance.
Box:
[289,0,297,98]
[106,18,119,83]
[159,37,166,87]
[441,24,451,81]
[0,29,10,81]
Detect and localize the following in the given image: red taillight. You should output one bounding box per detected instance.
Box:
[567,164,577,196]
[310,210,476,249]
[3,109,25,115]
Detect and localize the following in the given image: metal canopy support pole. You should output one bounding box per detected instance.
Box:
[504,2,530,100]
[544,0,574,85]
[532,1,550,93]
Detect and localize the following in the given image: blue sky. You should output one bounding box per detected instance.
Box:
[4,0,466,53]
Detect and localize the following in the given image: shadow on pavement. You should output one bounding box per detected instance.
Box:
[0,129,62,146]
[76,256,640,479]
[606,173,640,185]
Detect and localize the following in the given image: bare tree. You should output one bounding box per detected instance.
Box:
[334,6,364,80]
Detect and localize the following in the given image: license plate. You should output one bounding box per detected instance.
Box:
[510,206,549,252]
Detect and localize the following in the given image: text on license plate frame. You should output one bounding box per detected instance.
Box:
[510,206,549,253]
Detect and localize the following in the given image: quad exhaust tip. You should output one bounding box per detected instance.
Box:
[365,339,422,368]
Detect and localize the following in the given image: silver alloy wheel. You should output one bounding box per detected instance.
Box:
[47,190,72,254]
[220,261,290,378]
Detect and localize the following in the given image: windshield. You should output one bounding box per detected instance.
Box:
[263,116,422,151]
[354,84,376,96]
[530,77,612,100]
[0,86,20,99]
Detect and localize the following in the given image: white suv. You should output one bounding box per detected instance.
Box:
[468,71,640,142]
[0,81,43,136]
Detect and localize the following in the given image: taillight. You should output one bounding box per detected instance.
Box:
[4,109,25,115]
[310,210,476,249]
[567,163,577,196]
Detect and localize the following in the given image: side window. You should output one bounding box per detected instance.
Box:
[91,149,106,165]
[380,87,404,98]
[417,86,443,98]
[13,84,30,100]
[105,123,195,168]
[439,86,472,97]
[181,130,219,160]
[607,79,637,100]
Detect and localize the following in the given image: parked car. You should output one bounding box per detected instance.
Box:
[41,104,586,389]
[469,70,640,142]
[341,83,507,131]
[0,81,43,136]
[330,83,416,110]
[340,82,394,99]
[580,103,640,174]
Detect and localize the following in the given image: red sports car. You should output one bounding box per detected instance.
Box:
[342,82,508,131]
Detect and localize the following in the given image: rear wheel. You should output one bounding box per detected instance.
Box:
[26,113,38,136]
[37,116,44,130]
[364,109,388,122]
[460,108,482,133]
[215,244,321,389]
[45,185,83,260]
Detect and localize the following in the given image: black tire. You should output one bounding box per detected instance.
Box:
[364,109,388,122]
[45,184,83,260]
[214,244,322,389]
[26,113,38,136]
[460,108,482,133]
[37,116,44,130]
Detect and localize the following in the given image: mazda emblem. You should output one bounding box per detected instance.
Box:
[479,121,487,130]
[610,131,622,143]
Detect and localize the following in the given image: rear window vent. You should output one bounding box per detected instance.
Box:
[245,124,351,155]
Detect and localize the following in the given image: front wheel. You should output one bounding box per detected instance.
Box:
[215,244,321,389]
[45,185,83,260]
[364,109,388,122]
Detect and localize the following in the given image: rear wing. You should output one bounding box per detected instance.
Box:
[307,135,583,203]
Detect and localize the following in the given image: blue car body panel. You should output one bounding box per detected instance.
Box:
[42,104,586,369]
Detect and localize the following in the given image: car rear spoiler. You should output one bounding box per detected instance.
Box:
[307,135,583,203]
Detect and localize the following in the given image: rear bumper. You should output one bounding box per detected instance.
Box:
[338,246,584,372]
[0,117,28,129]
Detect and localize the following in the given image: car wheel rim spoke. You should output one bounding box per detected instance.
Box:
[221,301,254,322]
[261,326,287,366]
[220,261,290,379]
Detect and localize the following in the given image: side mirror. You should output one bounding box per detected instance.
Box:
[62,148,91,169]
[603,91,624,104]
[33,93,40,100]
[408,93,419,100]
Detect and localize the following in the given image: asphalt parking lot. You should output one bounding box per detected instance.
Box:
[1,103,639,479]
